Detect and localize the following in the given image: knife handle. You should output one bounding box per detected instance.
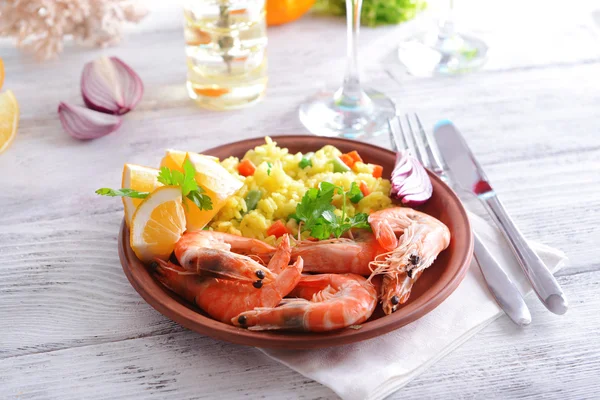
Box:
[482,195,568,315]
[473,232,531,326]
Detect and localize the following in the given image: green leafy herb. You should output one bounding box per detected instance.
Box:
[266,162,273,176]
[293,182,370,240]
[181,159,201,196]
[187,190,213,211]
[95,188,149,199]
[347,182,364,203]
[314,0,425,27]
[96,159,213,211]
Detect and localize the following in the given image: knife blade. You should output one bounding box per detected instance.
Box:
[433,120,568,315]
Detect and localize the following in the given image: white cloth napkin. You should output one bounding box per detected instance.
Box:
[260,213,568,400]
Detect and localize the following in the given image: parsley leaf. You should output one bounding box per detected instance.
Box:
[181,159,204,196]
[157,166,184,187]
[187,190,213,211]
[95,188,149,199]
[293,182,371,240]
[97,161,212,211]
[310,223,332,240]
[266,162,273,176]
[349,212,370,229]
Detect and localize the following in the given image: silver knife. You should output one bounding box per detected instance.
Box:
[472,233,531,325]
[433,120,568,315]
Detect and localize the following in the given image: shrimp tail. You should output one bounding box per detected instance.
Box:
[371,219,399,251]
[149,259,200,304]
[232,299,311,331]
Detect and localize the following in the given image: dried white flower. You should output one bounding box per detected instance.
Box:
[0,0,148,60]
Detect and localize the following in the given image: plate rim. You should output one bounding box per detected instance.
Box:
[119,135,474,349]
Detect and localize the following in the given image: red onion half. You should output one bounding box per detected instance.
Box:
[58,102,123,140]
[390,151,433,206]
[81,57,143,115]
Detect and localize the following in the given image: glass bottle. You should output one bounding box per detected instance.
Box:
[183,0,268,110]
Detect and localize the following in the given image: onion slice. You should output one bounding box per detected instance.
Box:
[81,56,143,115]
[58,102,123,140]
[390,151,433,206]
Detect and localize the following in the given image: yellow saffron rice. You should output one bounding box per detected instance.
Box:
[209,137,392,245]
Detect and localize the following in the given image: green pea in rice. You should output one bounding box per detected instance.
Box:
[209,137,392,245]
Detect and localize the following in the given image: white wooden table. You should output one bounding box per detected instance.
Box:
[2,1,600,398]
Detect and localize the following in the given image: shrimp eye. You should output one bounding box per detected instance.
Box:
[252,280,263,289]
[255,270,266,279]
[407,269,414,279]
[391,295,400,305]
[237,315,247,325]
[409,254,420,265]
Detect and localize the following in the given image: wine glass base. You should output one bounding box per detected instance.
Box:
[299,88,397,139]
[397,31,488,77]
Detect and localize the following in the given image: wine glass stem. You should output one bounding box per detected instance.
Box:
[336,0,365,109]
[438,0,456,39]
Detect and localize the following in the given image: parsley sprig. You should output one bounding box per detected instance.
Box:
[291,182,370,240]
[95,159,213,211]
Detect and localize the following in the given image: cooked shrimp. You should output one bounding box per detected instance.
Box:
[290,230,386,275]
[151,235,303,324]
[232,273,377,332]
[175,230,277,284]
[368,207,450,314]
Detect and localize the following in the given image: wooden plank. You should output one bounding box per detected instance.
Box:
[1,59,599,358]
[1,1,599,398]
[1,270,597,400]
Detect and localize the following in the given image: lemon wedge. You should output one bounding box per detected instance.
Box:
[160,149,218,172]
[130,186,186,262]
[0,90,19,154]
[160,149,188,171]
[183,152,243,231]
[121,164,162,226]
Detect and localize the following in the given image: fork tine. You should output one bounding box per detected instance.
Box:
[413,113,445,176]
[388,116,406,152]
[405,114,430,168]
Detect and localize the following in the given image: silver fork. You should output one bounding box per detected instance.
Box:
[389,114,532,327]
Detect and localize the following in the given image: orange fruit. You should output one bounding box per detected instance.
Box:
[266,0,316,26]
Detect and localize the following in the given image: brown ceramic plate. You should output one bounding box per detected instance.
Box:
[119,135,473,349]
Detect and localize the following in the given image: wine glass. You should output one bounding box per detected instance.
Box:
[397,0,488,76]
[299,0,396,138]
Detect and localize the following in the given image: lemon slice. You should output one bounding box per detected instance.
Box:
[121,164,162,226]
[183,152,243,231]
[0,90,19,154]
[160,149,218,172]
[130,186,186,263]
